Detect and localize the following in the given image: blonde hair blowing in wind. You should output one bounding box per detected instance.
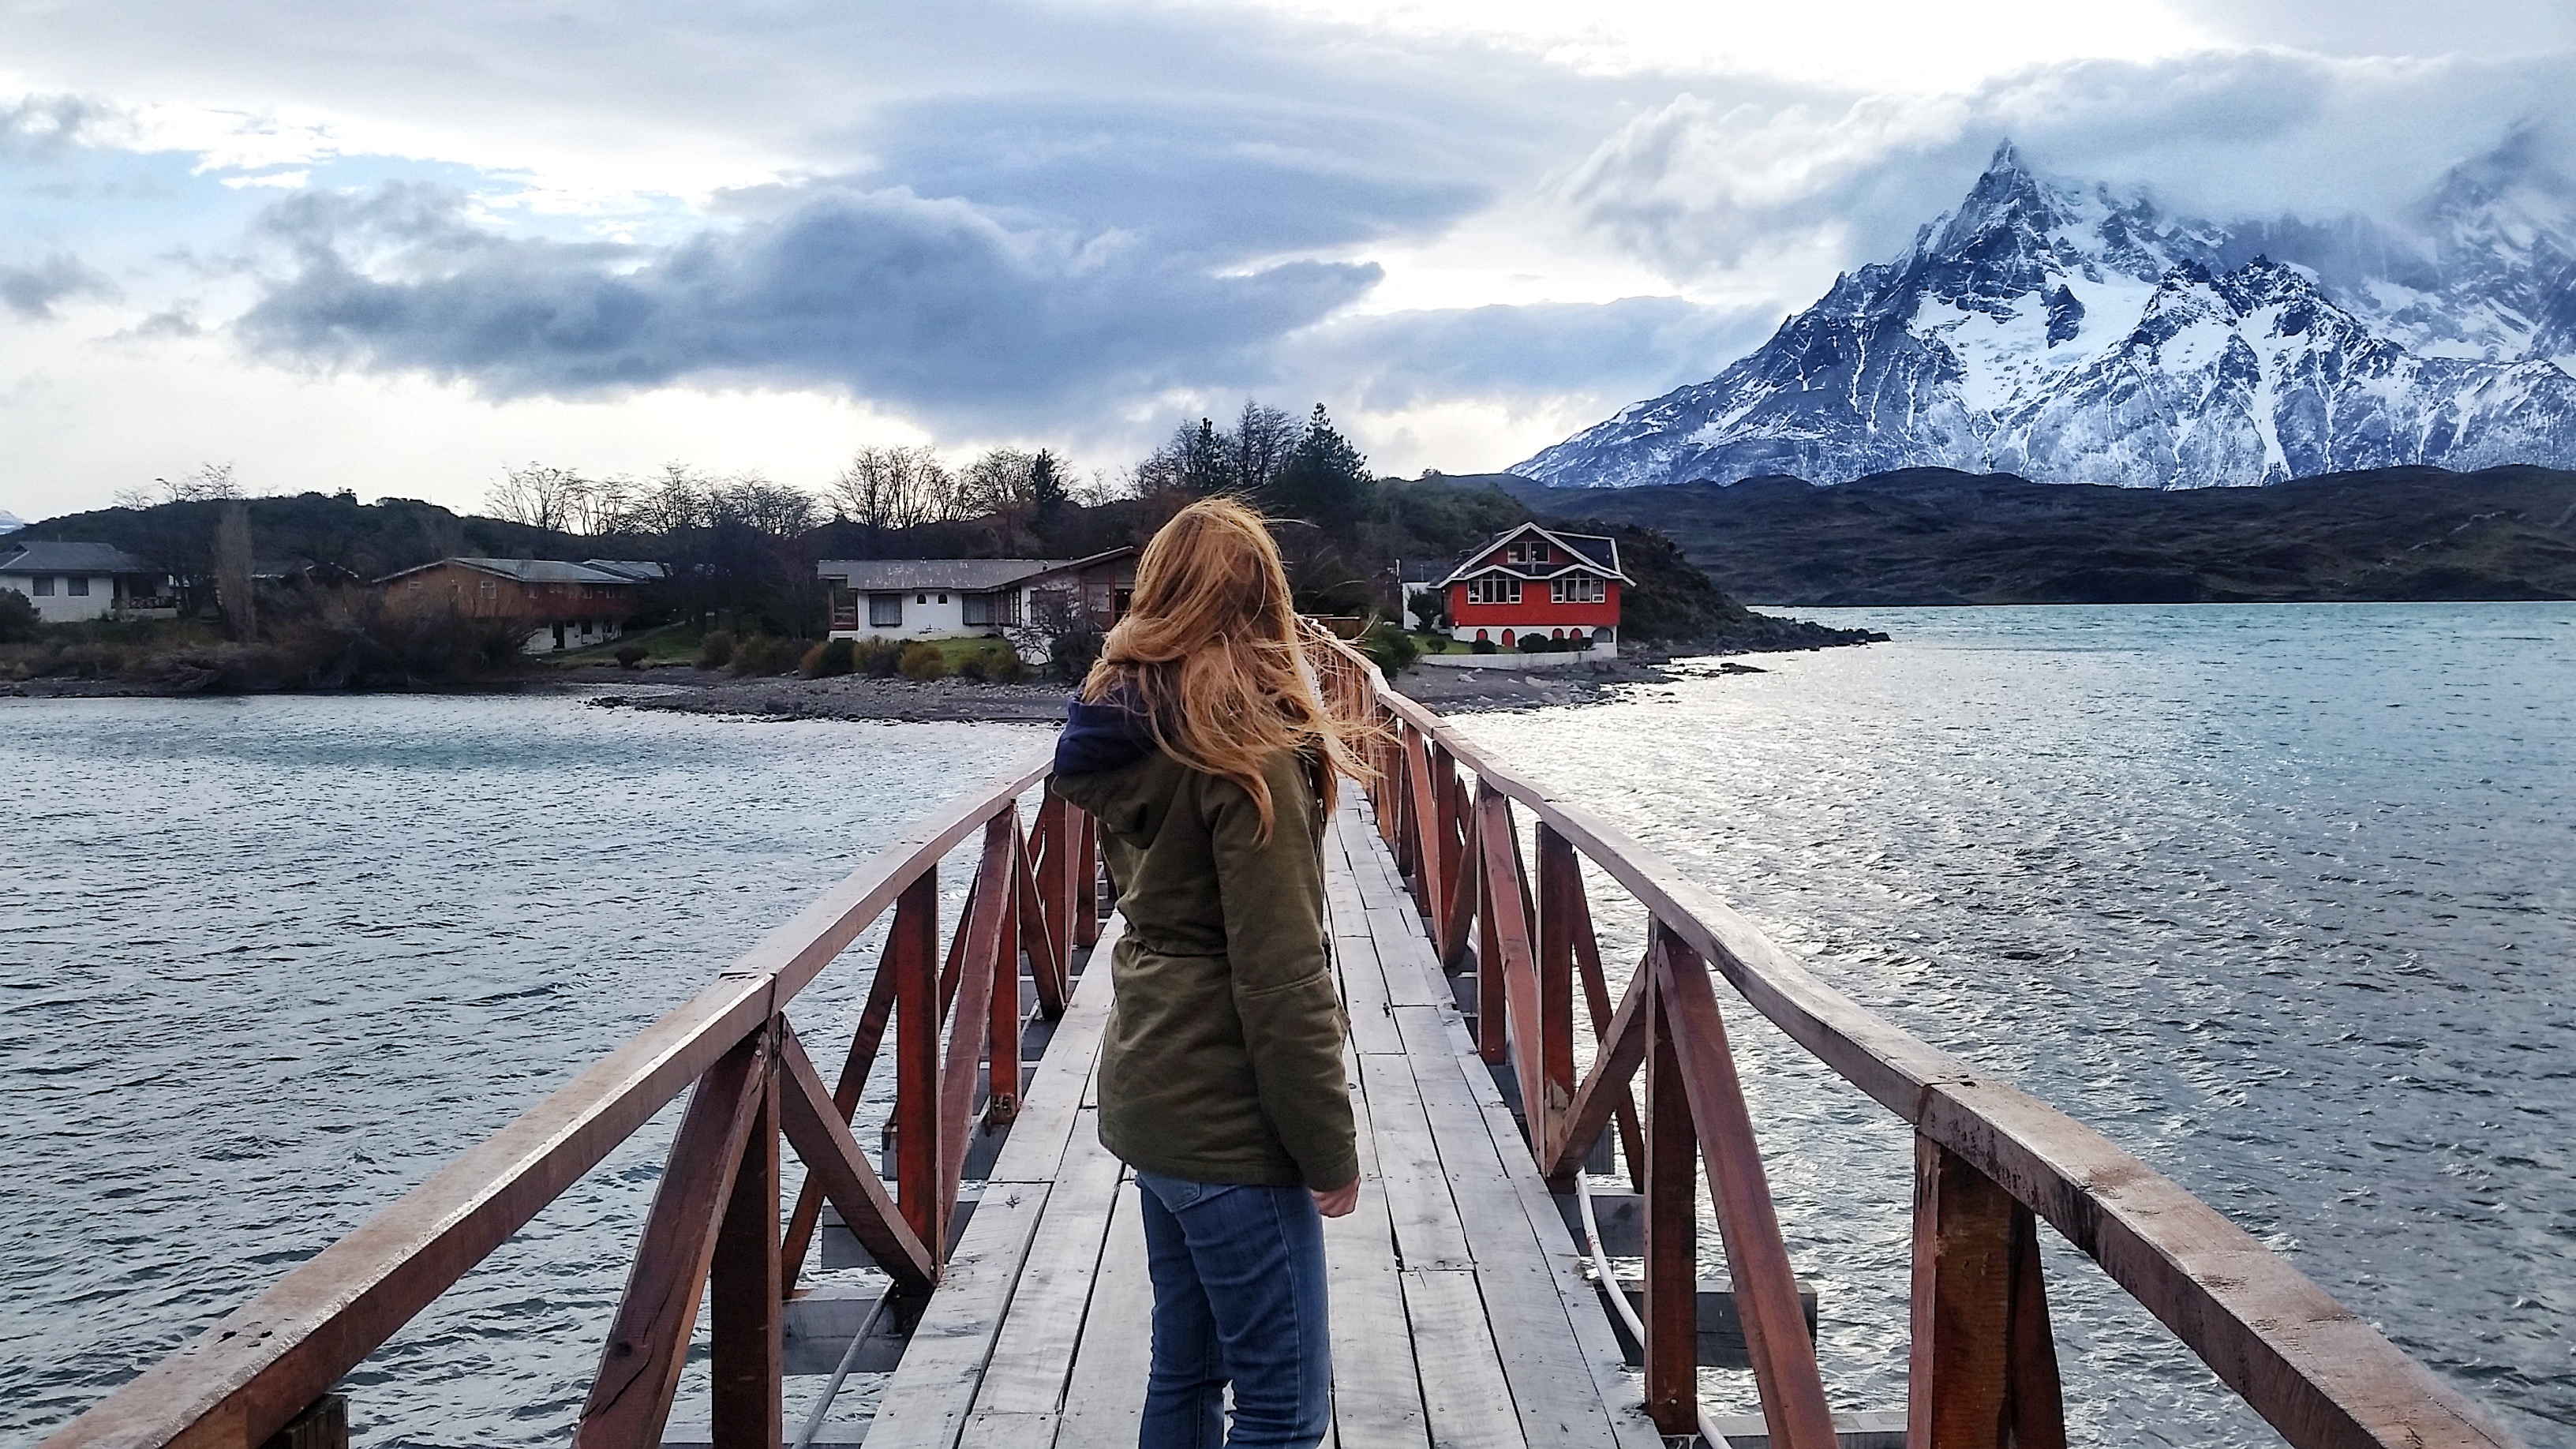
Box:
[1082,498,1379,841]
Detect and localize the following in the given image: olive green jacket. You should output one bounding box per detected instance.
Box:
[1049,749,1358,1191]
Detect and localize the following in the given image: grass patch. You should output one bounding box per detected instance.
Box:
[541,623,702,668]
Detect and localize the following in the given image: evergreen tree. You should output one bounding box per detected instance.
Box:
[1029,449,1070,527]
[1181,417,1231,496]
[1267,404,1372,526]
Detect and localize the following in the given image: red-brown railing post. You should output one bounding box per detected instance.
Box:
[575,1032,773,1449]
[1430,740,1465,938]
[1405,728,1447,934]
[1907,1137,2067,1449]
[1655,929,1838,1449]
[1533,824,1582,1178]
[708,1020,782,1449]
[1073,809,1100,948]
[1642,973,1698,1435]
[891,869,944,1261]
[1035,792,1075,992]
[1472,788,1513,1065]
[987,822,1025,1125]
[1016,804,1066,1017]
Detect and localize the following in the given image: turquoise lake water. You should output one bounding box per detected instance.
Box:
[3,602,2569,1447]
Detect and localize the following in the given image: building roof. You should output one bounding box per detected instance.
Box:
[1435,522,1630,588]
[815,558,1070,592]
[375,556,642,586]
[0,541,163,575]
[580,559,672,582]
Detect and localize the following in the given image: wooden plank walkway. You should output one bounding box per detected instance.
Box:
[867,791,1663,1449]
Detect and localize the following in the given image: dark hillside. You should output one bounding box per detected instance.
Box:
[1496,466,2576,605]
[17,493,558,582]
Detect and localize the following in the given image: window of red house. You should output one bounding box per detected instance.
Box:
[1466,576,1520,605]
[1550,575,1605,603]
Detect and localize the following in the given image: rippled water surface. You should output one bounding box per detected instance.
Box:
[2,696,1050,1447]
[6,604,2571,1448]
[1461,604,2573,1447]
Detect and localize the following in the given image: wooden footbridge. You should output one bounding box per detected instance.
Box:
[43,646,2522,1449]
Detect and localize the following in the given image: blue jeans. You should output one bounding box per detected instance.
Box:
[1133,1170,1331,1449]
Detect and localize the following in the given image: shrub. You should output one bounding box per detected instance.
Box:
[0,589,36,644]
[614,643,648,669]
[697,629,737,669]
[1470,638,1497,654]
[802,637,859,678]
[897,642,946,680]
[957,642,1025,683]
[1357,621,1420,676]
[729,635,799,676]
[854,638,903,676]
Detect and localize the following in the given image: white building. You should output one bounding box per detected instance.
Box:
[820,551,1137,653]
[0,542,174,623]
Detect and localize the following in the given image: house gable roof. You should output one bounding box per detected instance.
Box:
[1019,545,1137,586]
[0,541,163,575]
[375,556,640,586]
[1435,522,1629,587]
[580,559,671,582]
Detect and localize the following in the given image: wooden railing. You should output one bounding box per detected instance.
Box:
[41,758,1096,1449]
[39,642,2526,1449]
[1320,640,2525,1449]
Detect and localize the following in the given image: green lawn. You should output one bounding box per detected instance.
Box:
[538,622,702,667]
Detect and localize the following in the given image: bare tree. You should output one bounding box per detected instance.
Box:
[621,463,711,534]
[215,500,256,641]
[1076,466,1135,507]
[116,461,245,510]
[713,473,821,537]
[567,474,633,536]
[1230,401,1299,496]
[485,463,590,534]
[960,447,1035,517]
[829,445,957,530]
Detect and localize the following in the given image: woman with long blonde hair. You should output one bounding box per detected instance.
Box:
[1049,497,1375,1448]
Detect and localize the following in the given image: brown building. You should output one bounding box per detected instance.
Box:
[376,557,651,653]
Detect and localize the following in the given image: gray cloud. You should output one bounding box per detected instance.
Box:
[843,94,1492,261]
[1,252,118,318]
[0,93,129,162]
[239,179,1381,424]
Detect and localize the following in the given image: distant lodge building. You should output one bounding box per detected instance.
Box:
[821,549,1136,655]
[1435,522,1629,654]
[376,557,665,653]
[0,542,176,623]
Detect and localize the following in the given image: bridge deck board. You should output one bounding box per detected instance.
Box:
[865,792,1653,1448]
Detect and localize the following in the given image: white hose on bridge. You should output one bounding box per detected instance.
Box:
[791,1291,890,1449]
[1577,1170,1730,1449]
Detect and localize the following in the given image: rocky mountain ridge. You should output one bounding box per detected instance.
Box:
[1516,140,2576,489]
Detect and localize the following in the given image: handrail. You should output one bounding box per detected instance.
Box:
[42,751,1086,1449]
[1316,640,2522,1449]
[37,644,2527,1449]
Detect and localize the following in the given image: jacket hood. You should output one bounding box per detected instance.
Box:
[1054,691,1159,776]
[1049,691,1175,840]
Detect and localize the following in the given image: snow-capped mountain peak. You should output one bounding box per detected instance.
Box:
[1515,140,2576,489]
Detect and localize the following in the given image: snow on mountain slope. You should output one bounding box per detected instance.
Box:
[1516,141,2576,489]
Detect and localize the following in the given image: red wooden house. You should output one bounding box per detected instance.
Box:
[1436,522,1631,654]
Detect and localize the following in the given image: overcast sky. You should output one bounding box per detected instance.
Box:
[4,0,2571,519]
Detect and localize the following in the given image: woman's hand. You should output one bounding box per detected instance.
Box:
[1312,1179,1360,1218]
